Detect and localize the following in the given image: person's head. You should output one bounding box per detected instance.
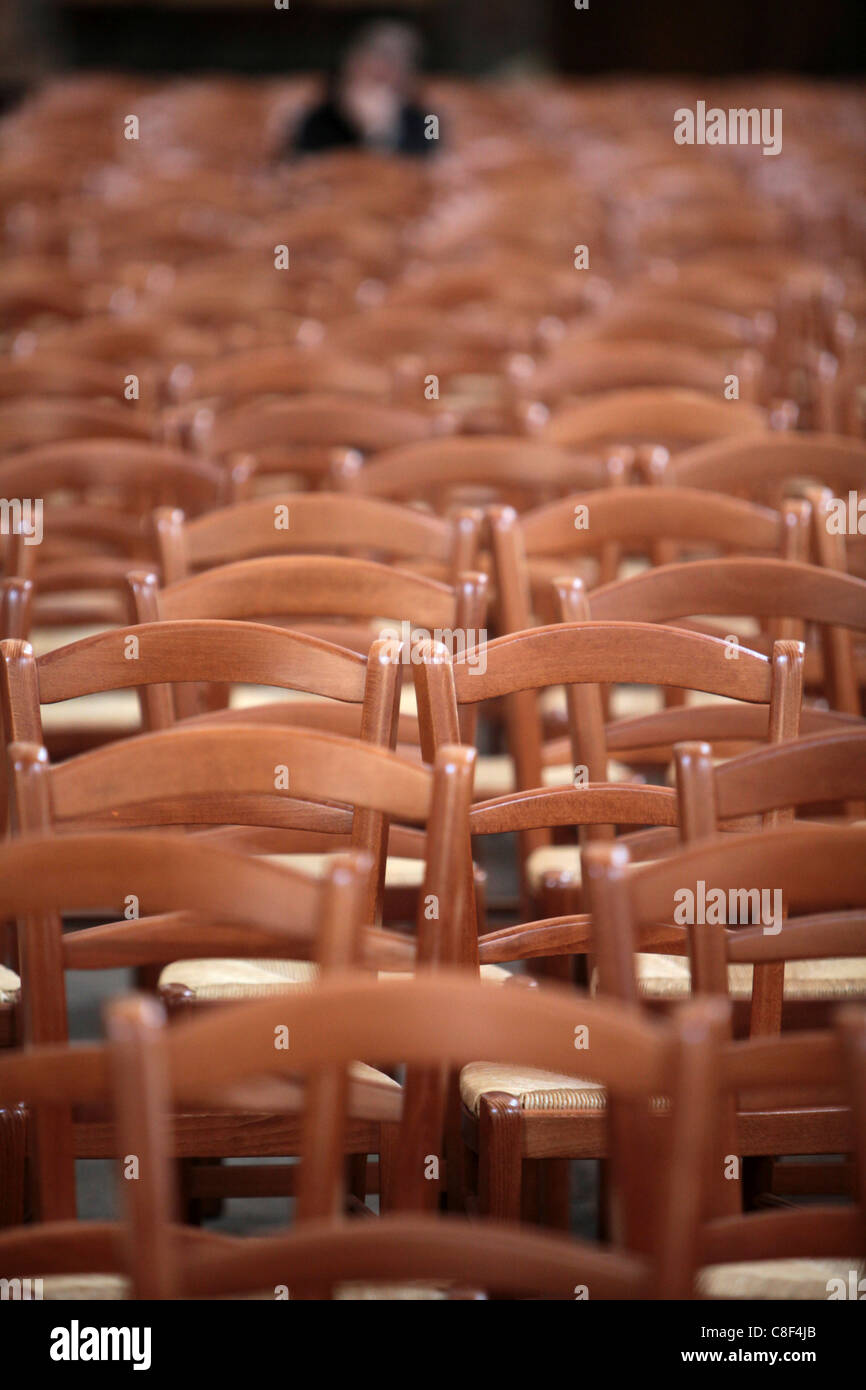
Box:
[341,21,421,99]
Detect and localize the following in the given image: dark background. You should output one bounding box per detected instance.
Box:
[7,0,866,82]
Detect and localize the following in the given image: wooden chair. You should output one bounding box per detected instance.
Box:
[564,557,866,717]
[0,258,89,328]
[541,388,768,456]
[463,815,866,1237]
[550,299,772,356]
[0,354,144,402]
[0,833,412,1226]
[0,618,450,942]
[327,304,526,365]
[591,726,866,1035]
[0,399,153,454]
[27,314,221,371]
[490,485,812,629]
[584,823,866,1264]
[0,441,241,578]
[151,492,481,589]
[127,554,488,721]
[341,435,628,514]
[0,443,249,643]
[4,712,479,964]
[165,345,391,412]
[694,1005,866,1299]
[432,486,808,808]
[189,394,453,492]
[1,721,477,1214]
[630,730,866,1036]
[477,484,811,802]
[666,431,866,502]
[515,341,761,408]
[815,343,866,439]
[413,623,804,911]
[0,622,406,808]
[629,256,781,317]
[0,975,744,1299]
[667,432,866,583]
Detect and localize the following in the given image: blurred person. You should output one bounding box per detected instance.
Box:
[287,21,435,158]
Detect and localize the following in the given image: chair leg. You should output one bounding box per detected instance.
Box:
[0,1105,27,1228]
[541,1158,571,1231]
[176,1159,222,1225]
[743,1155,778,1209]
[134,965,163,993]
[537,872,586,984]
[444,1079,471,1213]
[347,1154,367,1208]
[521,1157,542,1224]
[478,1092,522,1220]
[597,1158,611,1241]
[377,1122,399,1214]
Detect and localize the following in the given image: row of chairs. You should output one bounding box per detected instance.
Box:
[1,835,864,1299]
[0,71,863,1299]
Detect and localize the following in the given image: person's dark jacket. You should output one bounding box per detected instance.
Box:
[290,98,434,158]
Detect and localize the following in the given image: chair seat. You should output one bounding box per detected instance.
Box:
[0,963,19,1003]
[267,852,425,889]
[40,689,140,734]
[159,956,318,999]
[637,953,866,1001]
[474,756,570,798]
[525,831,635,891]
[334,1282,448,1300]
[542,683,744,727]
[160,957,510,999]
[476,756,633,799]
[40,1273,447,1300]
[460,1062,607,1114]
[42,1274,128,1300]
[541,684,663,722]
[697,1258,864,1300]
[43,1261,858,1301]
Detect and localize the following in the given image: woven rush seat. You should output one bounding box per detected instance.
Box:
[525,826,633,890]
[519,848,866,1000]
[0,858,441,1005]
[39,1273,447,1300]
[697,1258,865,1300]
[460,1060,675,1114]
[159,956,510,999]
[159,849,509,999]
[460,1063,607,1113]
[636,953,866,1001]
[0,963,19,1003]
[41,1274,129,1300]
